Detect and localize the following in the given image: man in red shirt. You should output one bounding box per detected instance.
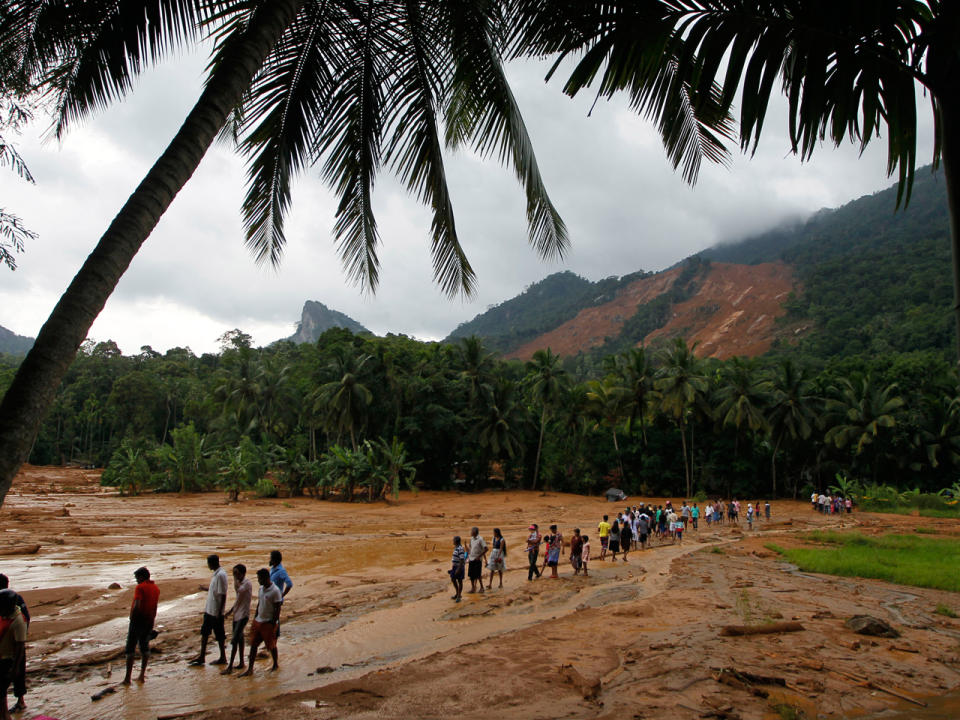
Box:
[123,567,159,685]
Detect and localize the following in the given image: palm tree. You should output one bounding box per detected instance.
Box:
[456,336,497,409]
[914,394,960,472]
[764,358,818,497]
[513,1,960,358]
[715,356,768,459]
[525,348,566,490]
[615,348,654,446]
[313,349,373,451]
[585,375,631,486]
[0,0,568,506]
[825,375,905,483]
[655,338,707,497]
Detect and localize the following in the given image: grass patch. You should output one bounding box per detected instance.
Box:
[935,603,958,618]
[768,532,960,592]
[710,546,725,555]
[765,542,786,554]
[772,704,806,720]
[913,527,937,534]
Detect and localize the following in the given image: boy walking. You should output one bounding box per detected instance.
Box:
[123,567,159,685]
[238,569,282,677]
[222,564,252,674]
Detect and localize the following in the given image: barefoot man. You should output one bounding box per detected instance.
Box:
[238,568,282,677]
[123,567,159,685]
[222,564,252,674]
[190,554,228,666]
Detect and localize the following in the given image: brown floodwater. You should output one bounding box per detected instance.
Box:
[2,465,959,720]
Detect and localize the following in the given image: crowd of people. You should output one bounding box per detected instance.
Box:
[447,498,777,601]
[812,492,853,515]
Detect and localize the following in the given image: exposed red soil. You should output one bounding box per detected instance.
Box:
[507,262,799,361]
[506,267,682,360]
[646,261,796,359]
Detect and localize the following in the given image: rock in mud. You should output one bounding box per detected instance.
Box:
[107,582,122,590]
[844,615,900,638]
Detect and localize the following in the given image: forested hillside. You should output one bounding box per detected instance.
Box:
[450,166,951,365]
[704,167,951,359]
[0,325,33,355]
[445,269,651,352]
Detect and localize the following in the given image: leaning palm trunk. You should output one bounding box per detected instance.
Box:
[531,408,546,490]
[0,0,308,507]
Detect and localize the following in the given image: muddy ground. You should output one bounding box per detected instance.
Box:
[1,465,958,720]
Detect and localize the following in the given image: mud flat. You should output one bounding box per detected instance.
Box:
[2,464,958,720]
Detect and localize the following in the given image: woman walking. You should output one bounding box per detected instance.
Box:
[487,528,507,589]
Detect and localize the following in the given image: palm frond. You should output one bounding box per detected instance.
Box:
[443,0,568,261]
[17,0,208,138]
[383,0,475,297]
[234,0,343,267]
[316,0,387,291]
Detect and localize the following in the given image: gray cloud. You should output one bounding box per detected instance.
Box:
[0,49,937,353]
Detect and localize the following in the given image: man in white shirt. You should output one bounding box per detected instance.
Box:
[238,568,283,677]
[466,527,487,594]
[221,564,253,674]
[189,554,228,666]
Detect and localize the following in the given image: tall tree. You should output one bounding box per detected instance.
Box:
[715,356,768,458]
[825,375,905,482]
[655,338,707,497]
[0,0,568,506]
[585,375,630,486]
[764,358,818,497]
[525,347,566,490]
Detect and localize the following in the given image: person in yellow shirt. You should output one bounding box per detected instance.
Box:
[597,515,611,561]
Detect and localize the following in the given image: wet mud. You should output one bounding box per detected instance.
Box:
[1,465,958,720]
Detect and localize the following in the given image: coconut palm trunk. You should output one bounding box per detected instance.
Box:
[0,0,307,507]
[531,407,546,490]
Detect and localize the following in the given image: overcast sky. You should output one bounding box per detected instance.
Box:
[0,48,936,355]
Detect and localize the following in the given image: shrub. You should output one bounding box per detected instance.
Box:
[255,477,278,498]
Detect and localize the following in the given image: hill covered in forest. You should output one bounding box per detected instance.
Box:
[0,325,33,355]
[448,166,951,363]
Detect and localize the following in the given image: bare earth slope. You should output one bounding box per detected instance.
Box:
[1,466,958,720]
[507,262,796,361]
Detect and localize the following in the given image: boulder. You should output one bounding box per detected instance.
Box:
[844,615,900,638]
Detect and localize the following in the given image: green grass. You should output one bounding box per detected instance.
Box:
[768,532,960,592]
[913,527,937,534]
[935,603,958,618]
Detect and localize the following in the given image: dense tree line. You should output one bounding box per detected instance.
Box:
[1,329,957,501]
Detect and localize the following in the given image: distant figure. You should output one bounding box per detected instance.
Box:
[569,528,583,575]
[597,515,611,561]
[268,551,293,636]
[580,535,591,577]
[0,589,27,720]
[467,527,487,594]
[546,524,563,578]
[608,520,621,562]
[222,564,253,674]
[238,569,282,677]
[0,575,28,712]
[487,528,507,589]
[525,525,542,581]
[189,554,227,666]
[123,567,159,685]
[449,536,467,601]
[765,501,772,520]
[691,503,700,530]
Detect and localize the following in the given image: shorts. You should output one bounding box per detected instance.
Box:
[200,612,226,643]
[600,537,609,549]
[249,620,277,651]
[449,564,465,580]
[0,658,12,695]
[125,618,154,657]
[639,533,648,544]
[609,540,620,553]
[231,617,249,646]
[467,559,483,580]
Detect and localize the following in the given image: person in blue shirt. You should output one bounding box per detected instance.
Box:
[268,551,293,635]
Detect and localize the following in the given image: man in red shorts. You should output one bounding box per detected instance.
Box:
[123,566,159,684]
[238,568,282,677]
